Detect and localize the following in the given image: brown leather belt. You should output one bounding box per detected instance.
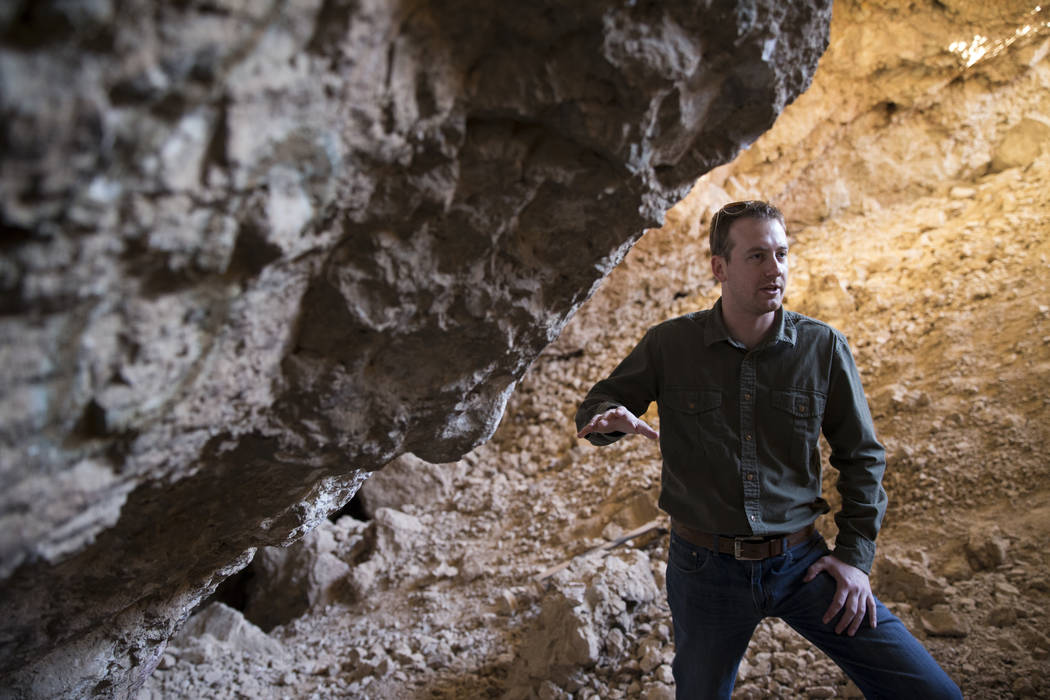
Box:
[671,519,816,561]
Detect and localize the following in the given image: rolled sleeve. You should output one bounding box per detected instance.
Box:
[575,328,660,446]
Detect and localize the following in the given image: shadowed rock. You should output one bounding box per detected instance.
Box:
[0,0,830,696]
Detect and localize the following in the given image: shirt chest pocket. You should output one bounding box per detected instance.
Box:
[660,387,725,463]
[771,389,827,469]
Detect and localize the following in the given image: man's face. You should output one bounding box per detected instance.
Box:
[711,216,789,317]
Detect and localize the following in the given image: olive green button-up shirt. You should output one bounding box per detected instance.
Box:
[575,299,887,573]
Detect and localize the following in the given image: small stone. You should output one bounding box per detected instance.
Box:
[919,609,969,637]
[987,606,1019,627]
[1013,678,1038,697]
[537,680,564,700]
[735,683,764,700]
[497,589,517,615]
[994,581,1020,596]
[605,627,629,659]
[999,636,1024,653]
[841,679,864,698]
[808,686,837,698]
[638,638,664,673]
[157,653,176,671]
[751,652,773,676]
[641,682,675,700]
[655,664,674,684]
[965,533,1009,570]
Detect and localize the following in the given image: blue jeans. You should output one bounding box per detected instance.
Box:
[665,530,962,699]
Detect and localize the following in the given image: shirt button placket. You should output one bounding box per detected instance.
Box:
[740,354,760,530]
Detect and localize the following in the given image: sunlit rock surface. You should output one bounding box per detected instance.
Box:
[0,0,830,696]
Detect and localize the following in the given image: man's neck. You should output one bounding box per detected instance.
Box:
[721,303,777,349]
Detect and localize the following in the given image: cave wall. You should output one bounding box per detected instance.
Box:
[0,1,831,696]
[551,0,1050,356]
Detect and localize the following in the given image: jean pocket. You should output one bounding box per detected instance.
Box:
[668,534,713,575]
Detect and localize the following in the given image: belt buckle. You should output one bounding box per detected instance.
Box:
[733,537,767,560]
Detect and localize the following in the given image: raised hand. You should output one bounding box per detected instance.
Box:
[576,406,659,441]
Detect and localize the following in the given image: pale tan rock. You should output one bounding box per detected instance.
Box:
[991,116,1050,172]
[357,453,453,518]
[920,608,970,638]
[873,555,950,608]
[965,532,1010,570]
[175,602,285,660]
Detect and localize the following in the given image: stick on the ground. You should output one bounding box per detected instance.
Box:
[534,518,667,582]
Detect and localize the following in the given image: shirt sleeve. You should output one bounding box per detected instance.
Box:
[821,331,888,574]
[575,327,661,446]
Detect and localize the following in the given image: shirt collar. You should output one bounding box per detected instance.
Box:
[705,299,797,348]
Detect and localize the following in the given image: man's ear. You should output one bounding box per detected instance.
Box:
[711,255,727,283]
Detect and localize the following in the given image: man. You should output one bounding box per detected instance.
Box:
[574,201,961,699]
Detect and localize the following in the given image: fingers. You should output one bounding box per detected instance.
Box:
[577,407,658,440]
[803,559,825,582]
[805,555,877,637]
[838,591,863,635]
[823,586,847,627]
[633,417,660,441]
[576,409,618,438]
[841,591,877,636]
[824,584,875,636]
[576,408,623,438]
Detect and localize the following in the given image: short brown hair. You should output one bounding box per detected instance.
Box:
[709,200,785,261]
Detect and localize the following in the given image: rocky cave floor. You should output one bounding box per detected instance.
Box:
[141,154,1050,700]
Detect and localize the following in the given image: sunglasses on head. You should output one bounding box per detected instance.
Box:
[715,200,761,218]
[711,200,767,235]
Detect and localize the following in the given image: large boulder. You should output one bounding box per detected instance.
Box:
[0,0,830,696]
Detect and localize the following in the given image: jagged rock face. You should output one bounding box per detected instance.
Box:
[0,0,830,696]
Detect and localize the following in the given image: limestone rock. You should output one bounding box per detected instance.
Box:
[509,549,659,690]
[873,554,950,608]
[174,602,285,660]
[919,607,970,638]
[0,1,831,696]
[357,453,453,518]
[965,531,1010,571]
[243,520,352,631]
[991,116,1050,172]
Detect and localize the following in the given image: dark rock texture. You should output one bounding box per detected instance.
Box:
[0,0,830,696]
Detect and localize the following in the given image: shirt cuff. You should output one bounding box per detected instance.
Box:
[830,538,876,575]
[580,402,627,446]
